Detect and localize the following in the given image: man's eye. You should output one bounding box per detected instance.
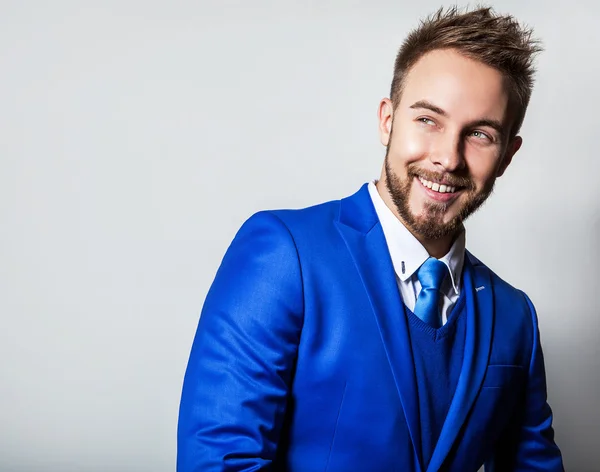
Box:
[418,117,435,126]
[471,130,491,141]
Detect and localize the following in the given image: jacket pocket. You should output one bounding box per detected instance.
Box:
[482,364,524,389]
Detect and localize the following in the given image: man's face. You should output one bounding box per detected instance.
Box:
[378,48,522,240]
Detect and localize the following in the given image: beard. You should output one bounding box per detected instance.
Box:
[384,147,496,241]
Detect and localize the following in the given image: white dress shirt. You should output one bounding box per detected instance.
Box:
[367,181,466,325]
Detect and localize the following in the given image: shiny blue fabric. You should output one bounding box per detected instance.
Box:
[414,257,448,328]
[177,184,564,472]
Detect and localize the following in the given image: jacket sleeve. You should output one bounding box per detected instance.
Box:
[177,211,304,471]
[494,293,564,471]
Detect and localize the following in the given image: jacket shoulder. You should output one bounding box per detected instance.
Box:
[467,250,537,361]
[268,197,342,229]
[466,250,528,301]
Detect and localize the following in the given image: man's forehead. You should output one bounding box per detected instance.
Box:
[401,49,510,120]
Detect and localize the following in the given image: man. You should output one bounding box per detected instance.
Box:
[178,6,564,471]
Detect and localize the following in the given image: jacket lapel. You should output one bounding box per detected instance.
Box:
[335,184,424,471]
[426,252,494,472]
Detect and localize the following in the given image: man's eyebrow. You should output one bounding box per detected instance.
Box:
[469,119,504,135]
[409,100,448,116]
[410,100,506,138]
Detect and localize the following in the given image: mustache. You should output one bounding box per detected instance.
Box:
[407,164,474,190]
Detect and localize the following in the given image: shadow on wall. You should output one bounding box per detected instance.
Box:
[544,210,600,472]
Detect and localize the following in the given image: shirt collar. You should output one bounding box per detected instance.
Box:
[367,181,465,294]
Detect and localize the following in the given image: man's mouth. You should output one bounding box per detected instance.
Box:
[417,176,462,194]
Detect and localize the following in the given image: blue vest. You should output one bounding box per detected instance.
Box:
[406,292,467,468]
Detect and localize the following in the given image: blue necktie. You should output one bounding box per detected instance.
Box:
[413,257,448,328]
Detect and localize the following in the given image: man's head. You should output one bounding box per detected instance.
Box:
[378,7,542,243]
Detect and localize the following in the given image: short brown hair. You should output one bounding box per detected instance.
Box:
[390,6,543,137]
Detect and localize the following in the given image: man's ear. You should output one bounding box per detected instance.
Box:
[378,98,394,146]
[497,135,522,177]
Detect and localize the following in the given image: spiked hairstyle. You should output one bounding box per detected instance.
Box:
[390,6,543,137]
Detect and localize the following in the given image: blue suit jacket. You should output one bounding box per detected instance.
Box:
[178,184,563,471]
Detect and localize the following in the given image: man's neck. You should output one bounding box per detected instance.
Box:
[412,232,454,260]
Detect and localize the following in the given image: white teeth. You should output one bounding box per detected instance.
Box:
[419,177,457,194]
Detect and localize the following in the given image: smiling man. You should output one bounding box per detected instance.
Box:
[178,7,564,472]
[378,46,521,259]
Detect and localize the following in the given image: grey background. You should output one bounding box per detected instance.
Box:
[1,1,598,471]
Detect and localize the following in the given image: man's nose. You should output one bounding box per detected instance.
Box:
[430,133,465,172]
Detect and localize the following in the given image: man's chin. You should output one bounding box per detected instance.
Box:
[408,200,459,223]
[404,208,462,240]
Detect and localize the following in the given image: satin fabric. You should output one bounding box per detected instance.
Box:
[413,257,448,327]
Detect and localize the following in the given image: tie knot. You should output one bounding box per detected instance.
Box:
[417,257,448,291]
